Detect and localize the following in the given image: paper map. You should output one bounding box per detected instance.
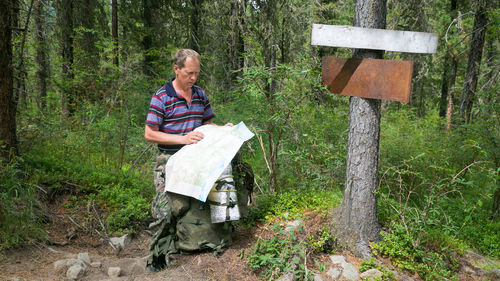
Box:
[164,122,254,202]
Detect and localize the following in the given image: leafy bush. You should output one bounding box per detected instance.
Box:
[378,109,499,259]
[359,258,396,280]
[371,229,459,280]
[247,187,342,223]
[246,223,310,280]
[0,158,46,249]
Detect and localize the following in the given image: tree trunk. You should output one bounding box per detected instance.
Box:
[0,0,18,160]
[57,0,75,117]
[14,0,34,109]
[333,0,386,259]
[112,0,118,67]
[446,59,458,132]
[34,0,49,110]
[460,0,489,123]
[75,0,98,75]
[142,0,153,76]
[439,0,458,117]
[229,0,245,83]
[189,0,203,52]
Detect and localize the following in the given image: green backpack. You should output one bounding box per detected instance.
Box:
[170,192,233,254]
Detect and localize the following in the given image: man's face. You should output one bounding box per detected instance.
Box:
[174,57,200,89]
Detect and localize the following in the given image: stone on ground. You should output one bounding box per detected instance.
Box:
[342,261,359,280]
[77,252,91,264]
[108,266,122,277]
[66,264,85,280]
[110,234,132,250]
[360,268,383,280]
[53,259,85,271]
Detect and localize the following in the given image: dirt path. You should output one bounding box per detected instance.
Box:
[1,195,498,281]
[0,226,261,281]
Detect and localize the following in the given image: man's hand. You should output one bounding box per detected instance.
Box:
[224,123,234,127]
[184,131,204,144]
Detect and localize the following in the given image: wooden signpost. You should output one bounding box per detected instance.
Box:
[311,22,438,257]
[312,24,438,102]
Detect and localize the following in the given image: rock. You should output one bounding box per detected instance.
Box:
[90,261,102,268]
[110,234,132,250]
[313,274,324,281]
[10,278,20,281]
[54,259,84,271]
[326,267,341,279]
[329,255,346,265]
[360,268,383,280]
[486,268,500,280]
[66,264,85,280]
[77,252,91,265]
[108,267,122,277]
[341,262,359,281]
[129,260,147,275]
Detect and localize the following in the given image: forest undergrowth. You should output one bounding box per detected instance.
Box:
[1,85,498,280]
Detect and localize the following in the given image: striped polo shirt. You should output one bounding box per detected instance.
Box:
[146,78,215,154]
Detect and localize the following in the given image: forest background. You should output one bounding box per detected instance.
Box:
[0,0,499,280]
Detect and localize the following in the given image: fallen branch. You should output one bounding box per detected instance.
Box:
[90,200,117,251]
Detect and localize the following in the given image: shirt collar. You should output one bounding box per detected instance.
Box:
[164,78,198,98]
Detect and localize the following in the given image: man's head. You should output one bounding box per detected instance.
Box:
[173,49,200,90]
[174,49,200,69]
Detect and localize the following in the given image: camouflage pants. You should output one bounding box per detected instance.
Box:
[147,151,253,266]
[148,153,177,265]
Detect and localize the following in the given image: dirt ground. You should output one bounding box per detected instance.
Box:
[0,193,498,281]
[0,206,325,281]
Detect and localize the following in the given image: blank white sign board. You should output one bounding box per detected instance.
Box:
[311,24,438,54]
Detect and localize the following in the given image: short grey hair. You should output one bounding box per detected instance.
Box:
[174,49,200,69]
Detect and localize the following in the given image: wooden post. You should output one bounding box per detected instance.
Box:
[311,5,437,258]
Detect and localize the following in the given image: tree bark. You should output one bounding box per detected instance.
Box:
[439,0,458,117]
[460,0,489,123]
[333,0,386,259]
[75,0,98,74]
[189,0,203,52]
[34,0,50,110]
[57,0,75,117]
[112,0,119,67]
[446,59,458,132]
[0,0,18,160]
[142,0,153,76]
[15,0,34,108]
[229,0,245,83]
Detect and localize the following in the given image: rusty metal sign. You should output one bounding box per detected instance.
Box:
[322,57,414,103]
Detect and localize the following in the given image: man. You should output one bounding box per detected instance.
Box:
[144,49,232,271]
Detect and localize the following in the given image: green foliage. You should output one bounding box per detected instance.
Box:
[247,187,342,223]
[307,227,336,254]
[371,229,459,281]
[246,223,310,280]
[0,158,46,250]
[359,258,396,281]
[379,109,500,258]
[22,111,154,233]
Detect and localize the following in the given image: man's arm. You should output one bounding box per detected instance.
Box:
[145,125,204,145]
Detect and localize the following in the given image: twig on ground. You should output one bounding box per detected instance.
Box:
[67,215,86,231]
[63,181,86,189]
[36,185,47,194]
[90,200,117,251]
[181,265,193,280]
